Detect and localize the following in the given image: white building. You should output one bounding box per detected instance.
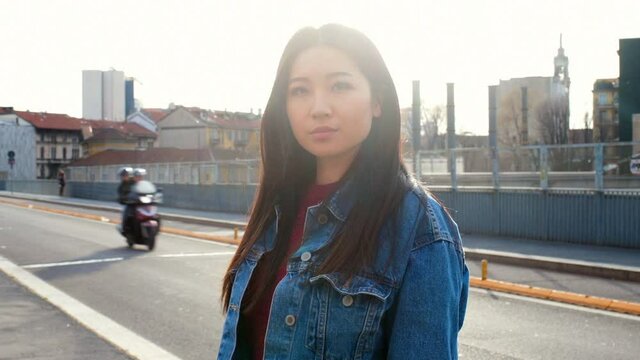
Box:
[83,70,126,121]
[0,111,37,180]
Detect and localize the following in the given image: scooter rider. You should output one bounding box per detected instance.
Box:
[117,167,134,234]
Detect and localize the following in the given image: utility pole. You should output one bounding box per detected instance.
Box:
[412,81,421,177]
[447,83,457,190]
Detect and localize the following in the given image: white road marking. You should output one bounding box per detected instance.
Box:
[157,252,235,258]
[23,257,124,269]
[22,252,235,269]
[0,254,182,360]
[471,288,640,321]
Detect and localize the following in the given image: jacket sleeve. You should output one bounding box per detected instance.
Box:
[385,238,469,360]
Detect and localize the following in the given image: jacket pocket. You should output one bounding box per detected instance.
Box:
[305,273,393,360]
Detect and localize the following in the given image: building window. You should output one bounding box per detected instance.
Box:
[72,149,79,159]
[598,93,609,105]
[63,148,67,160]
[72,136,78,144]
[40,147,44,159]
[51,147,57,160]
[599,110,608,123]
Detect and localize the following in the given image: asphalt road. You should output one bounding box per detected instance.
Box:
[1,202,639,360]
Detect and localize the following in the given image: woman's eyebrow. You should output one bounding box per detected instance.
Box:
[326,71,353,79]
[288,76,309,84]
[289,71,353,84]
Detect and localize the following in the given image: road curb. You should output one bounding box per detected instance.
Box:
[470,277,640,316]
[466,249,640,282]
[0,194,246,229]
[0,197,241,245]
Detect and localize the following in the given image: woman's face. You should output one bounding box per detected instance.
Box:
[286,45,381,164]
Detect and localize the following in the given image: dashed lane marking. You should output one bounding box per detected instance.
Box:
[23,257,124,269]
[21,252,236,269]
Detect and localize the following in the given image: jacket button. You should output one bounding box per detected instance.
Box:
[318,214,328,224]
[342,295,354,307]
[301,252,311,262]
[285,314,296,326]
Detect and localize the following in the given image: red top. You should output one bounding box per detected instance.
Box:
[242,182,339,360]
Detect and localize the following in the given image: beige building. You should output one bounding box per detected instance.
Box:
[497,38,570,148]
[157,106,261,156]
[496,76,556,146]
[592,78,619,143]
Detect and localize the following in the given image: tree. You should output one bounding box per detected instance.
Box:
[421,105,445,150]
[537,96,570,170]
[537,96,569,146]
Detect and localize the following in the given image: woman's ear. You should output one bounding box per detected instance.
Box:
[372,97,382,118]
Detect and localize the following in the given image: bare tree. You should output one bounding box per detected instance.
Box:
[499,99,530,171]
[537,96,570,170]
[537,97,569,145]
[421,105,445,150]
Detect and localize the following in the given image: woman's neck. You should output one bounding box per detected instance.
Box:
[315,149,358,185]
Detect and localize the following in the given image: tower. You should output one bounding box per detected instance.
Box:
[553,34,570,93]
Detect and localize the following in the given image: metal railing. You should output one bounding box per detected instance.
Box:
[66,160,260,185]
[416,142,640,191]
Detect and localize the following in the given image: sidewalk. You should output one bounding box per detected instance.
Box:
[0,269,131,360]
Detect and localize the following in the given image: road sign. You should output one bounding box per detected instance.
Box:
[7,150,15,169]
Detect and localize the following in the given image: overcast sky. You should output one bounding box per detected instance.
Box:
[2,0,638,135]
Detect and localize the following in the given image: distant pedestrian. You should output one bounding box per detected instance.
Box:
[57,170,66,197]
[218,24,469,360]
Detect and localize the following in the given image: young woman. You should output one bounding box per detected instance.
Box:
[218,24,469,360]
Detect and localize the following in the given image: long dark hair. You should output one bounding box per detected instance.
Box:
[222,24,409,310]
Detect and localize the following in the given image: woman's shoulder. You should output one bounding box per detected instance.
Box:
[398,179,463,253]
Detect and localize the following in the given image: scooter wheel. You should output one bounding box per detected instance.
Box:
[147,235,156,251]
[126,236,134,249]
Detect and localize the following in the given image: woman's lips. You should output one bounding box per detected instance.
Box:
[310,126,337,141]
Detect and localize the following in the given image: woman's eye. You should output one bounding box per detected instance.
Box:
[289,86,308,96]
[332,81,353,91]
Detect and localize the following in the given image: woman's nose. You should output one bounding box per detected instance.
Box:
[310,93,331,119]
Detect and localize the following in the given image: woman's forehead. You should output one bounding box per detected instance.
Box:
[289,45,362,80]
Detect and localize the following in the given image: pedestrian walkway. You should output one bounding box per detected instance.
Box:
[0,269,131,360]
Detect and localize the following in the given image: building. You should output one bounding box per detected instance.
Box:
[618,38,640,143]
[496,37,570,147]
[157,106,261,155]
[80,120,157,156]
[592,79,619,143]
[0,108,37,180]
[83,69,126,121]
[126,108,170,133]
[15,111,85,179]
[8,110,155,179]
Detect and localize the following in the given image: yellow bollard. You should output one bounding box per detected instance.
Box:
[481,259,488,280]
[234,227,238,240]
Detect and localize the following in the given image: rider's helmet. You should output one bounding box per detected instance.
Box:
[118,167,133,178]
[133,168,147,178]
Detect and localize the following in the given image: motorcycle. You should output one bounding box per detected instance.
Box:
[121,180,162,250]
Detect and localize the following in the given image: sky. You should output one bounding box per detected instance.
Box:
[1,0,638,135]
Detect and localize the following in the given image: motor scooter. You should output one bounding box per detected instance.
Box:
[121,180,162,250]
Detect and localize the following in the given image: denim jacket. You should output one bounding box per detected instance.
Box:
[218,179,469,360]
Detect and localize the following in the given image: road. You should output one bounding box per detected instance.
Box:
[1,202,639,360]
